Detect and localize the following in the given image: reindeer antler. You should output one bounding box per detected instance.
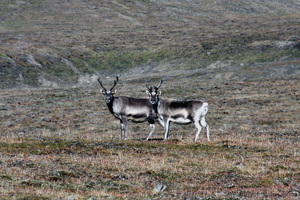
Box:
[154,80,163,91]
[145,80,153,92]
[110,76,119,91]
[97,77,107,91]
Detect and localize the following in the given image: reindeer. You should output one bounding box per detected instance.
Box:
[98,76,161,140]
[146,80,210,142]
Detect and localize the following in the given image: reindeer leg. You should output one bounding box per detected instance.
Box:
[120,123,124,140]
[123,117,128,140]
[194,121,202,142]
[119,119,124,140]
[164,116,170,140]
[120,116,127,140]
[157,117,165,128]
[200,117,210,141]
[146,120,155,141]
[166,121,170,139]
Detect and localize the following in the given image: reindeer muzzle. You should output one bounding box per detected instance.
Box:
[150,100,156,104]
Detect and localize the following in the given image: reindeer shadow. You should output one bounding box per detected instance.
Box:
[145,138,164,141]
[134,138,164,142]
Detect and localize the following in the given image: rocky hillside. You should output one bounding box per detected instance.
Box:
[1,0,300,88]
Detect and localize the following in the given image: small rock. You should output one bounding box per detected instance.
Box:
[26,54,42,68]
[5,122,15,127]
[68,194,75,200]
[153,184,163,193]
[225,183,234,188]
[207,60,233,69]
[86,180,96,188]
[40,117,51,122]
[288,190,299,196]
[282,178,300,189]
[161,185,167,192]
[235,162,245,167]
[275,41,295,50]
[113,175,128,181]
[275,179,284,185]
[215,192,225,197]
[106,181,117,187]
[153,183,167,193]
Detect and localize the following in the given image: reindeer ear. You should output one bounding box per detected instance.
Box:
[146,90,150,95]
[158,91,161,95]
[112,89,117,94]
[100,89,105,94]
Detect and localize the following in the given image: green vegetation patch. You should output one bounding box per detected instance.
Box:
[0,139,76,155]
[85,48,170,72]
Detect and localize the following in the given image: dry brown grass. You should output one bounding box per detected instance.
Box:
[0,71,299,199]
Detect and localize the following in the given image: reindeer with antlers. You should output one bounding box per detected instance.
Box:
[146,80,210,142]
[98,76,162,140]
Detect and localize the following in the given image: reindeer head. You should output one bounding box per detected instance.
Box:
[146,80,163,104]
[98,76,118,103]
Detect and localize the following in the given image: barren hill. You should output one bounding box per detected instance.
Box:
[1,0,300,88]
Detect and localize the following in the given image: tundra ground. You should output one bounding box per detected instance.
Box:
[0,64,299,199]
[1,0,300,199]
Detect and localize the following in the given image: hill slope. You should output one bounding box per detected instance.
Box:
[0,0,300,88]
